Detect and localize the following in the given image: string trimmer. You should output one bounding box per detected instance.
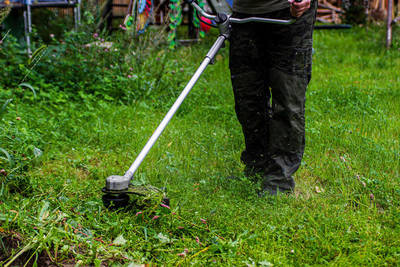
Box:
[102,0,301,209]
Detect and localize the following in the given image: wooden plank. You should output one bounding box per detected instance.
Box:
[112,6,128,16]
[317,17,334,23]
[318,8,337,14]
[318,2,343,13]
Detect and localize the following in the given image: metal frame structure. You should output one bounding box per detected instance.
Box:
[104,0,299,192]
[386,0,399,48]
[0,0,81,55]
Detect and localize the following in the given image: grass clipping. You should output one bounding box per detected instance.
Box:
[128,184,167,210]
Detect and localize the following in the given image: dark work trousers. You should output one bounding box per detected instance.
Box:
[229,2,317,192]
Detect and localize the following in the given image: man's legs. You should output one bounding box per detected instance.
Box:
[229,18,271,177]
[229,3,317,194]
[260,3,317,194]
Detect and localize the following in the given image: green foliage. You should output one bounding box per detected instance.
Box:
[30,8,74,43]
[0,6,11,25]
[0,28,180,102]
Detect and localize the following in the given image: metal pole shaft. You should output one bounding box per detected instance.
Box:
[74,4,78,31]
[386,0,393,48]
[77,0,81,24]
[124,35,226,179]
[23,5,32,56]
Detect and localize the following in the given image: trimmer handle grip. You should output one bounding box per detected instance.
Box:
[187,0,298,25]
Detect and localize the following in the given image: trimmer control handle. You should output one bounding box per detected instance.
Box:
[189,0,298,25]
[229,17,295,25]
[190,1,217,20]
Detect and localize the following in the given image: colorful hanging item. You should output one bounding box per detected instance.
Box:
[123,0,136,30]
[200,16,212,33]
[123,0,153,34]
[192,0,206,38]
[168,0,206,49]
[167,0,182,49]
[136,0,153,34]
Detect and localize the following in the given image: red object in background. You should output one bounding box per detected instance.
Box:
[200,17,212,32]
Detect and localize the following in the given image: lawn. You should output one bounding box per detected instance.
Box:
[1,26,399,266]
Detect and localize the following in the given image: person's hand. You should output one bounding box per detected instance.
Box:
[288,0,311,18]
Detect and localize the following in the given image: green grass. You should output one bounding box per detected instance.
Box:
[1,26,400,266]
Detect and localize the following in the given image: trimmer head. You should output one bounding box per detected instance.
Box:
[106,175,131,191]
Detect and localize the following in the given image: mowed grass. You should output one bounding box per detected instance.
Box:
[1,26,399,266]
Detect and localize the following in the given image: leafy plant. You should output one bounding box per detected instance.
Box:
[0,5,11,25]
